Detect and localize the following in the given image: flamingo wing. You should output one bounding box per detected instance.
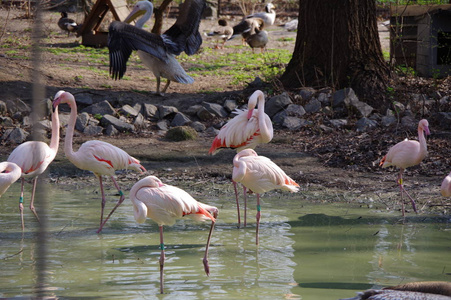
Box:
[8,141,53,176]
[382,140,423,169]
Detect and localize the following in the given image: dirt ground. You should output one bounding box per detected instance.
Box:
[0,8,450,216]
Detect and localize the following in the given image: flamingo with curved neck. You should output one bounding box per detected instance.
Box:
[53,91,146,233]
[0,162,22,197]
[380,119,430,215]
[7,101,60,229]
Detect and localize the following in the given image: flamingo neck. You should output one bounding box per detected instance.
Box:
[135,7,153,29]
[257,93,271,143]
[49,106,60,153]
[64,99,77,161]
[418,126,428,157]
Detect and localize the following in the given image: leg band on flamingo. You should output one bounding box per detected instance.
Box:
[19,196,23,204]
[160,243,165,250]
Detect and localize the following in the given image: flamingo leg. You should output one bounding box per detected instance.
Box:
[98,176,106,228]
[243,186,248,227]
[97,176,125,233]
[232,181,241,228]
[29,176,40,223]
[203,220,215,276]
[256,193,261,245]
[159,225,165,294]
[397,170,417,215]
[19,178,25,230]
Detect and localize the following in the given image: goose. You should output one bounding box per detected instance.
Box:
[231,17,264,45]
[246,3,276,27]
[58,11,80,36]
[108,0,205,95]
[206,19,233,49]
[245,25,268,53]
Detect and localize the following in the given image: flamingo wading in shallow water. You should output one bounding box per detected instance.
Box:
[232,149,299,245]
[380,119,430,215]
[129,175,218,294]
[7,100,60,229]
[441,172,451,197]
[209,90,273,228]
[53,91,146,233]
[0,162,22,197]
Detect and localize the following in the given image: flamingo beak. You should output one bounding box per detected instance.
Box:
[247,108,254,120]
[425,126,430,136]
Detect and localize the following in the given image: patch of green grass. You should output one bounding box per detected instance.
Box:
[277,37,295,42]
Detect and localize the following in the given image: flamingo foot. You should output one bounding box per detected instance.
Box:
[19,201,25,230]
[30,205,41,224]
[203,257,210,276]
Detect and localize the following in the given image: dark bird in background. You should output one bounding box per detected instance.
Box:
[58,11,80,36]
[108,0,205,95]
[206,19,233,49]
[245,23,268,53]
[232,17,265,46]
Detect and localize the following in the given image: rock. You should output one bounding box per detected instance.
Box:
[282,116,305,130]
[432,112,451,129]
[381,115,397,127]
[332,88,358,108]
[83,125,103,136]
[0,116,14,127]
[165,126,198,141]
[205,126,219,136]
[439,96,449,105]
[223,99,237,113]
[265,93,292,117]
[74,93,94,105]
[6,98,31,115]
[320,124,334,132]
[286,104,306,117]
[247,77,265,88]
[134,113,145,129]
[401,115,416,129]
[158,105,178,119]
[185,104,203,117]
[5,127,29,144]
[317,92,330,105]
[392,101,406,113]
[141,103,158,119]
[119,104,139,117]
[329,119,348,128]
[351,100,374,118]
[35,119,52,131]
[272,110,287,125]
[171,112,191,127]
[190,121,206,132]
[202,102,228,118]
[58,114,71,128]
[197,106,215,121]
[304,98,322,114]
[105,124,119,136]
[298,88,315,101]
[81,100,115,116]
[355,117,377,132]
[157,120,169,131]
[76,112,90,132]
[22,116,32,127]
[0,100,7,115]
[100,114,134,132]
[133,103,142,114]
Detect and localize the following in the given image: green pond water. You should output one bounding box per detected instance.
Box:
[0,180,450,299]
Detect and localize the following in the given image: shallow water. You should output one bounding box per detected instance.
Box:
[0,180,450,299]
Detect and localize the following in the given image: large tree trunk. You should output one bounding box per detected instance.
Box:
[280,0,391,107]
[152,0,173,35]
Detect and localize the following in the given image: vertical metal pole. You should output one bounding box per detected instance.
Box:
[30,0,49,298]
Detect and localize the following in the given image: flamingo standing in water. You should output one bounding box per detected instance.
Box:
[441,172,451,197]
[7,99,60,229]
[129,175,218,294]
[53,91,146,233]
[380,119,430,215]
[232,149,299,245]
[0,162,22,197]
[209,90,273,228]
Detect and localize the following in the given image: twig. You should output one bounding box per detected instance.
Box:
[2,249,24,260]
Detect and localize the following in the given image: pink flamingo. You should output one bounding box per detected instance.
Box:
[209,90,273,227]
[380,119,430,215]
[129,175,218,294]
[0,162,22,197]
[53,91,146,233]
[441,172,451,197]
[232,149,299,245]
[7,99,60,229]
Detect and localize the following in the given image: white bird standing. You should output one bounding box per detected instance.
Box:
[232,149,299,245]
[209,90,273,228]
[441,172,451,197]
[7,101,60,230]
[53,91,146,233]
[129,175,218,294]
[0,162,22,197]
[108,0,205,95]
[246,3,276,27]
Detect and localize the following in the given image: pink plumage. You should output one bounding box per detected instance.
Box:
[0,162,22,197]
[232,149,299,244]
[441,172,451,197]
[7,102,60,229]
[129,175,218,293]
[380,119,430,214]
[53,91,146,233]
[209,90,273,154]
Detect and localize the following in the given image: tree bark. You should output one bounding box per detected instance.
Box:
[152,0,174,35]
[280,0,391,107]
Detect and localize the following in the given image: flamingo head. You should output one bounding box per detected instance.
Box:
[124,1,153,24]
[145,176,165,188]
[246,91,262,119]
[235,148,258,160]
[419,119,430,136]
[53,90,75,109]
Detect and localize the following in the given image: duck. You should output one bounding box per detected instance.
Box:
[245,25,268,53]
[206,19,233,49]
[232,17,265,46]
[58,11,79,36]
[108,0,205,95]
